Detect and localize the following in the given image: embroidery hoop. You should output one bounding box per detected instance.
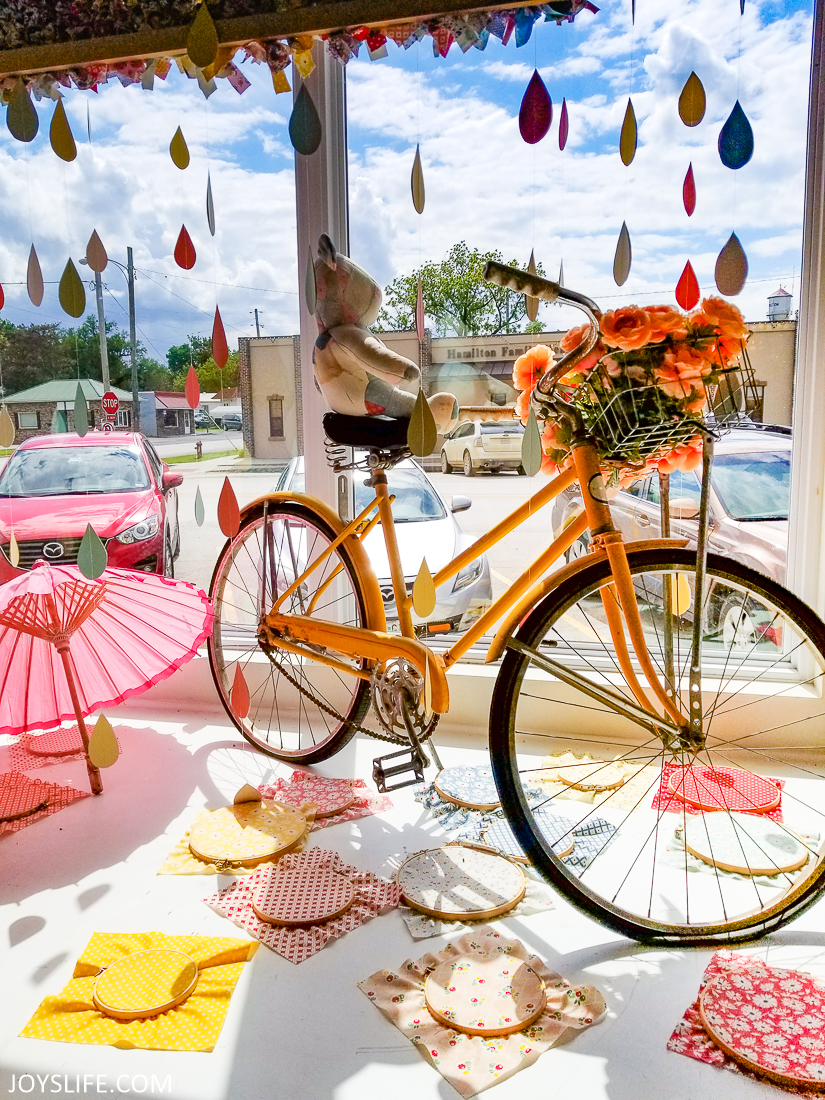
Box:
[699,970,825,1091]
[93,949,199,1020]
[188,796,306,869]
[397,843,527,920]
[682,812,809,875]
[424,954,547,1037]
[433,767,501,811]
[667,766,780,814]
[250,865,356,926]
[482,813,575,864]
[279,777,355,818]
[558,761,627,792]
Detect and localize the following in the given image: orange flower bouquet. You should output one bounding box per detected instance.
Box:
[512,298,750,479]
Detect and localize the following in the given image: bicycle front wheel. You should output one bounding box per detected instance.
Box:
[208,499,373,763]
[490,548,825,943]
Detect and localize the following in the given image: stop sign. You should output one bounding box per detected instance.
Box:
[101,391,119,416]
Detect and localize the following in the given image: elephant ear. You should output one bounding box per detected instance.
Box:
[318,233,338,270]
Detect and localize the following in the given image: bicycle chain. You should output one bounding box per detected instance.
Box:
[260,645,438,746]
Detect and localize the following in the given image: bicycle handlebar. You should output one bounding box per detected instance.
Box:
[482,261,601,396]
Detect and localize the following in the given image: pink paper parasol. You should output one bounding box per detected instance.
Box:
[0,562,213,793]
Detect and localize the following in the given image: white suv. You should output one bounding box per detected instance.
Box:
[441,419,525,477]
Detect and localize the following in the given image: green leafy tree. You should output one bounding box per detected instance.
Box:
[167,335,213,375]
[0,320,72,396]
[170,351,239,393]
[374,242,545,337]
[61,315,168,392]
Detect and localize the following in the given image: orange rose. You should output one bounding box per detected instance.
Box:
[655,344,711,399]
[514,389,531,424]
[704,333,744,369]
[561,324,591,352]
[599,306,653,351]
[691,297,749,341]
[647,305,689,343]
[513,344,554,392]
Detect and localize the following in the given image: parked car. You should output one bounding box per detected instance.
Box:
[194,409,213,429]
[210,407,243,430]
[441,418,525,476]
[281,456,492,635]
[0,431,182,581]
[217,412,242,431]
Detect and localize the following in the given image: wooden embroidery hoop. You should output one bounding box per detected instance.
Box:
[93,949,199,1021]
[699,973,825,1091]
[558,761,627,793]
[667,766,781,814]
[188,788,306,869]
[250,865,356,926]
[682,813,809,875]
[432,770,500,811]
[424,955,546,1038]
[397,843,527,921]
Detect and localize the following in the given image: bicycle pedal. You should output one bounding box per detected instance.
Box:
[372,747,427,793]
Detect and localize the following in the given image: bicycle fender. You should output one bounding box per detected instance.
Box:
[238,491,387,633]
[484,537,689,664]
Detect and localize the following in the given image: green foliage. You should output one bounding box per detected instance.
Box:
[170,348,239,393]
[0,320,72,396]
[374,242,545,337]
[167,335,213,375]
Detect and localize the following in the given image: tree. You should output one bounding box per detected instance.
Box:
[61,315,168,392]
[168,335,238,393]
[374,242,545,337]
[167,336,213,376]
[0,321,72,396]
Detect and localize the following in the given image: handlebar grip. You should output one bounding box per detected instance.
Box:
[483,261,562,303]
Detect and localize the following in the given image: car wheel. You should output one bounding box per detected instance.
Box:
[463,451,475,478]
[440,450,452,475]
[717,592,763,648]
[163,531,175,578]
[566,533,591,563]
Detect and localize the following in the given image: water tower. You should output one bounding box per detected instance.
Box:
[768,286,793,321]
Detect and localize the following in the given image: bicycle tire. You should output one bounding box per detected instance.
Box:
[490,547,825,943]
[208,499,373,763]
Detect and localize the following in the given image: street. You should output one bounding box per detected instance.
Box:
[150,430,244,459]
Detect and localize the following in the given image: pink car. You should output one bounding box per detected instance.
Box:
[0,431,182,583]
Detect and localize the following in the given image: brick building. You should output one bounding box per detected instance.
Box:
[138,391,194,437]
[2,379,132,441]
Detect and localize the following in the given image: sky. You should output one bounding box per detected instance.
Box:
[0,0,814,366]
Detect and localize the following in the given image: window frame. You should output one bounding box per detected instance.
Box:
[16,411,38,429]
[268,395,285,439]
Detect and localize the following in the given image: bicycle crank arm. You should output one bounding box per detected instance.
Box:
[506,639,689,747]
[259,612,450,714]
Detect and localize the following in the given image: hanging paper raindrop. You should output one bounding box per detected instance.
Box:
[0,282,4,310]
[305,248,317,314]
[525,251,539,323]
[415,275,425,341]
[0,406,14,448]
[185,365,200,410]
[289,85,322,156]
[88,715,119,768]
[58,260,85,318]
[206,173,216,236]
[675,261,700,311]
[85,229,108,273]
[8,530,19,568]
[212,306,229,368]
[412,558,437,618]
[715,232,748,296]
[620,99,637,166]
[27,246,43,307]
[50,98,76,162]
[521,407,542,477]
[559,98,569,151]
[558,259,565,286]
[411,144,425,214]
[77,523,107,579]
[613,222,632,286]
[7,79,38,142]
[519,70,552,145]
[195,485,205,526]
[174,225,196,269]
[187,1,219,69]
[170,126,190,169]
[683,163,696,217]
[74,383,89,437]
[718,101,754,170]
[218,477,241,537]
[231,663,250,720]
[678,72,706,127]
[408,388,437,458]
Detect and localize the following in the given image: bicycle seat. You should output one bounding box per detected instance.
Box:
[323,412,409,449]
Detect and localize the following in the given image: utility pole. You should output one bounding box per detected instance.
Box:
[127,247,140,432]
[253,309,261,337]
[93,271,111,392]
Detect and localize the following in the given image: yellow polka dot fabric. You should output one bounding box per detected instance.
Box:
[188,801,308,865]
[21,932,257,1051]
[93,950,198,1016]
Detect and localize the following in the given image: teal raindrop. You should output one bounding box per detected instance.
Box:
[289,85,322,156]
[718,101,754,170]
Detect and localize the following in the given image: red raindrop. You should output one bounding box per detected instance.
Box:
[559,98,569,151]
[212,305,229,369]
[218,476,241,538]
[0,282,5,310]
[676,260,700,311]
[683,163,696,217]
[185,365,200,410]
[519,70,552,145]
[174,225,196,270]
[231,663,250,719]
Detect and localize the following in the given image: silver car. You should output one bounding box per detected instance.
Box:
[441,419,526,476]
[281,457,492,636]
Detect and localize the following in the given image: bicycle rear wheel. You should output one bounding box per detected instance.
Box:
[490,548,825,943]
[208,499,372,763]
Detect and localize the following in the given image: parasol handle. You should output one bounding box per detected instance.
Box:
[53,641,102,796]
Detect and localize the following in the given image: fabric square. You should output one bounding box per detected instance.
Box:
[358,926,605,1097]
[157,804,313,875]
[399,876,555,940]
[20,932,256,1051]
[0,770,88,836]
[204,848,401,964]
[6,725,88,770]
[652,761,784,821]
[258,774,392,831]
